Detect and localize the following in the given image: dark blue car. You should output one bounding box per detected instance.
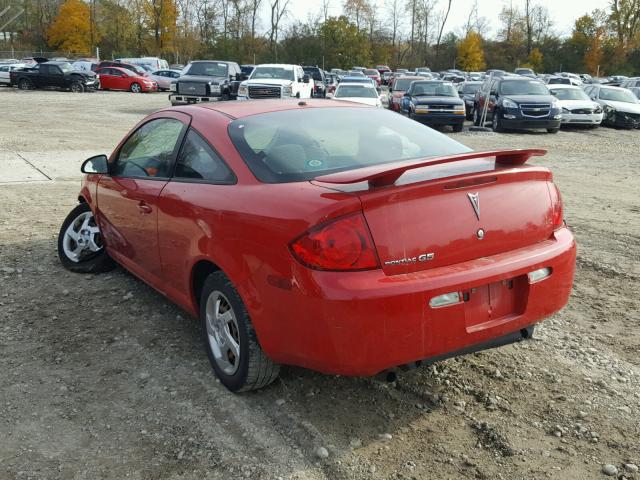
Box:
[401,80,466,132]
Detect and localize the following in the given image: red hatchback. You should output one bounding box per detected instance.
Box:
[58,100,576,392]
[96,66,158,93]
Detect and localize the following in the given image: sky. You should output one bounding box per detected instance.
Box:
[283,0,609,38]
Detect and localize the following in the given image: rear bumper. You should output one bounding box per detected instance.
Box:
[411,112,466,125]
[256,227,576,376]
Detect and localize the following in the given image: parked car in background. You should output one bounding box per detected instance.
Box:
[170,64,185,70]
[381,71,393,85]
[20,57,48,65]
[474,76,562,133]
[583,84,640,129]
[328,82,382,107]
[514,68,535,77]
[72,60,99,72]
[548,85,603,128]
[603,75,627,86]
[346,70,366,77]
[363,68,381,86]
[170,60,244,105]
[375,64,391,75]
[620,77,640,89]
[0,63,25,85]
[97,60,148,78]
[388,76,426,111]
[240,65,255,77]
[10,61,98,92]
[546,76,582,86]
[401,80,465,131]
[116,57,169,71]
[302,66,327,97]
[58,99,575,392]
[457,81,483,119]
[629,87,640,100]
[237,64,312,100]
[96,66,158,93]
[337,76,376,87]
[148,69,182,91]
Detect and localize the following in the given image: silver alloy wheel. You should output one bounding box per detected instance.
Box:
[62,211,103,262]
[492,111,498,130]
[205,291,241,375]
[71,82,83,93]
[131,83,141,93]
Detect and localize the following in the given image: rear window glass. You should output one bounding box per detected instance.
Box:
[228,107,471,183]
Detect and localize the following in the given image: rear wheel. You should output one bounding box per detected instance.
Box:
[221,90,231,101]
[491,109,504,133]
[70,82,84,93]
[18,78,32,90]
[473,104,481,126]
[201,271,280,392]
[547,128,559,134]
[130,82,142,93]
[57,203,116,273]
[452,123,464,133]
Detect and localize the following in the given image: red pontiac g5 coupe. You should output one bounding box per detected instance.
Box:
[57,99,576,392]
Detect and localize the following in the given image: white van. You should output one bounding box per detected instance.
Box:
[116,57,169,71]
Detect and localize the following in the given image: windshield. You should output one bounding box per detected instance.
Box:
[186,62,228,77]
[251,66,295,81]
[463,83,481,94]
[411,82,457,97]
[394,78,419,91]
[364,69,379,76]
[599,88,638,103]
[500,80,549,95]
[335,85,378,98]
[516,69,533,75]
[58,63,74,73]
[228,107,471,183]
[551,88,590,101]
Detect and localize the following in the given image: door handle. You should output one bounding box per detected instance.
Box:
[138,201,152,214]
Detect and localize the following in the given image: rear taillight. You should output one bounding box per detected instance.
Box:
[290,214,380,271]
[549,182,564,229]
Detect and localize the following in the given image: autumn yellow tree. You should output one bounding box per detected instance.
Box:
[457,31,485,71]
[47,0,94,55]
[145,0,178,55]
[584,27,606,76]
[524,47,544,71]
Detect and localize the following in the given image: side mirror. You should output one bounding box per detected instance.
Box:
[303,74,310,83]
[81,154,109,174]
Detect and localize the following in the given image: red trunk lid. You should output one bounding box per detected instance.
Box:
[315,156,555,276]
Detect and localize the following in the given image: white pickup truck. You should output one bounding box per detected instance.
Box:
[237,64,313,100]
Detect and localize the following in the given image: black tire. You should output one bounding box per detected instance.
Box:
[130,82,142,93]
[452,123,464,133]
[18,78,32,90]
[70,81,84,93]
[491,109,504,133]
[547,128,559,134]
[200,271,280,392]
[221,90,231,101]
[57,203,116,273]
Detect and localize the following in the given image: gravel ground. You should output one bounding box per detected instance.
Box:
[0,89,639,480]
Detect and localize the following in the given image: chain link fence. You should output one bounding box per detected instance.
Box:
[0,49,91,60]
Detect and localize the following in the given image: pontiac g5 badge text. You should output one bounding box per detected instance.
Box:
[384,253,435,266]
[467,192,480,220]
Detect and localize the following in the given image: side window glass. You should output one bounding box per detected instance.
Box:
[174,130,235,183]
[113,119,184,178]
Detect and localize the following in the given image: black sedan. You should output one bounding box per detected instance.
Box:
[401,81,466,132]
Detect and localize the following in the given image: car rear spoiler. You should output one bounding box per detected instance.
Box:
[314,149,547,188]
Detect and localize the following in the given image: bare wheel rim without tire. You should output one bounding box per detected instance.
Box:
[62,211,103,262]
[205,291,241,375]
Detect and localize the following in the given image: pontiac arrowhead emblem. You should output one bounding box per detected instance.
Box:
[467,192,480,220]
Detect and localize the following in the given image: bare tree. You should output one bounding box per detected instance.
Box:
[386,0,403,47]
[321,0,330,22]
[248,0,262,39]
[434,0,452,62]
[269,0,289,52]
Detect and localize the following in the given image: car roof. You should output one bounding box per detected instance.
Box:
[173,98,366,120]
[338,82,375,87]
[548,84,579,89]
[191,60,230,64]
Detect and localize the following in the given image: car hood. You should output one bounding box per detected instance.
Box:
[179,74,227,84]
[243,79,292,87]
[503,94,556,104]
[412,96,464,106]
[333,97,379,107]
[600,99,640,113]
[557,99,600,110]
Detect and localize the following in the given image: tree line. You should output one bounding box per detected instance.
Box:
[1,0,639,75]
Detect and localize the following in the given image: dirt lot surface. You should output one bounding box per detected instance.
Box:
[1,89,639,480]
